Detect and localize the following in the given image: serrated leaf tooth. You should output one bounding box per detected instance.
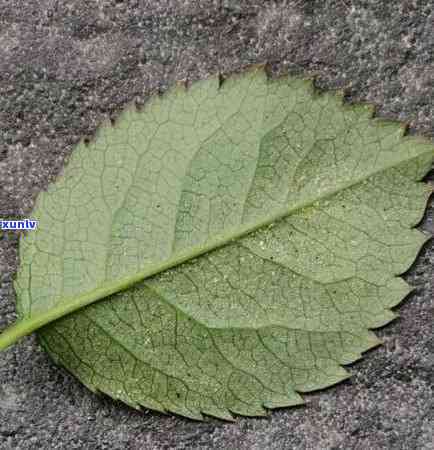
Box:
[168,405,204,421]
[369,310,399,328]
[229,404,268,418]
[379,278,412,309]
[296,366,351,393]
[262,392,304,409]
[339,352,363,365]
[365,331,384,349]
[138,399,167,415]
[201,406,235,422]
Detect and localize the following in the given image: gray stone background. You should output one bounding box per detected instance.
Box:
[0,1,433,449]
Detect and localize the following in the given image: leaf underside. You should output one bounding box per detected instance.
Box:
[11,67,433,420]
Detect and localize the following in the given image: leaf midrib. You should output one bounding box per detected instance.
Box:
[0,147,431,351]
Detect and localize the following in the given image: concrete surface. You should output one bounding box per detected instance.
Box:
[0,1,433,449]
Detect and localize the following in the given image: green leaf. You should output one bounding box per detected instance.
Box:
[1,67,433,420]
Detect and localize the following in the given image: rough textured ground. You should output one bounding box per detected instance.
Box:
[0,1,433,449]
